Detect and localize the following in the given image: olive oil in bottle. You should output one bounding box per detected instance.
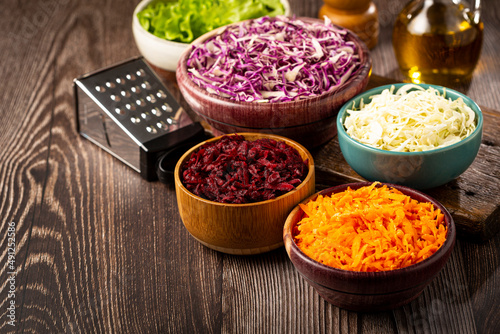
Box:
[393,0,483,85]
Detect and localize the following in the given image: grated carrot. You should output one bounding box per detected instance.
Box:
[293,182,447,272]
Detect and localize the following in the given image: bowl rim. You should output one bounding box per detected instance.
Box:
[133,0,292,47]
[284,181,456,279]
[176,16,372,106]
[174,132,315,207]
[336,83,484,156]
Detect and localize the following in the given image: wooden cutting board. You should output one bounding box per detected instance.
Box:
[312,75,500,242]
[156,68,500,242]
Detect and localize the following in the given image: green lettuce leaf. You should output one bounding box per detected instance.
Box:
[137,0,285,43]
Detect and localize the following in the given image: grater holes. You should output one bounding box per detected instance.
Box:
[125,103,136,111]
[141,81,152,90]
[78,59,189,144]
[157,90,167,99]
[161,103,173,113]
[131,86,141,94]
[115,107,126,116]
[151,107,162,117]
[156,121,169,131]
[136,69,146,77]
[146,125,157,134]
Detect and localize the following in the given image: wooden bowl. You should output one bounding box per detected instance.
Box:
[174,133,316,255]
[176,17,371,149]
[283,182,456,311]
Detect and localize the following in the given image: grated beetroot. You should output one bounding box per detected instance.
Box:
[181,134,309,204]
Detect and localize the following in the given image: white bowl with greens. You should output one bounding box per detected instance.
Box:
[132,0,290,72]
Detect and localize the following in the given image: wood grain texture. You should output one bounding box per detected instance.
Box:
[0,0,498,333]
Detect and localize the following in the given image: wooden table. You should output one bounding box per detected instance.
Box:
[1,0,499,333]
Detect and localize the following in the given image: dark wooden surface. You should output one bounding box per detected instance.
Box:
[1,0,499,333]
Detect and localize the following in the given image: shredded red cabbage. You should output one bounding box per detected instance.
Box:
[186,16,361,103]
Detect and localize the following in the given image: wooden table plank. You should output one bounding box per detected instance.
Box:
[0,0,499,334]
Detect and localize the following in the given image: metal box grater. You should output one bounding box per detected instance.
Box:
[73,56,205,181]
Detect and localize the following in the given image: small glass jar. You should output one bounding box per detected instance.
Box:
[319,0,379,49]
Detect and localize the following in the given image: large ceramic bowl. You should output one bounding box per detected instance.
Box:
[174,133,315,255]
[283,182,456,312]
[337,83,483,189]
[176,17,371,148]
[132,0,291,72]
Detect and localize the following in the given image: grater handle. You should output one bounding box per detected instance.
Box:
[156,136,209,184]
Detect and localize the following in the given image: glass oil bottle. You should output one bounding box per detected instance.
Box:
[393,0,483,85]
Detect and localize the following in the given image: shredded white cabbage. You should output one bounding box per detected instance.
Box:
[343,84,477,152]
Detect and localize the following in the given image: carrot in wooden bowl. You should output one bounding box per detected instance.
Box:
[283,181,456,311]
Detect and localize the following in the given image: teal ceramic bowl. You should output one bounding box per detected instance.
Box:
[336,84,483,190]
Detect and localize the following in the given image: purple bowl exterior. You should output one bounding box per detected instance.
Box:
[195,110,338,149]
[283,182,456,311]
[303,276,430,312]
[176,17,371,130]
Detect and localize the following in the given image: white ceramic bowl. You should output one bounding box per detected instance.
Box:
[132,0,189,72]
[132,0,291,72]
